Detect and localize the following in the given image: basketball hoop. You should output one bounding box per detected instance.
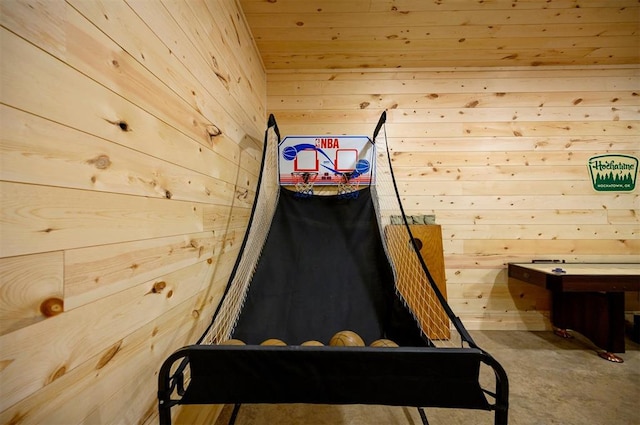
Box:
[337,172,360,198]
[291,172,318,197]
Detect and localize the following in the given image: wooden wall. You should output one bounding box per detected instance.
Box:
[0,0,638,422]
[267,66,640,330]
[240,0,640,69]
[0,1,265,423]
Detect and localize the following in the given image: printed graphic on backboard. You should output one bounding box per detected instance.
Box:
[279,136,375,185]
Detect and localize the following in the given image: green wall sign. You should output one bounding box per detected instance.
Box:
[588,154,638,192]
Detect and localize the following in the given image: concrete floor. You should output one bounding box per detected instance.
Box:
[214,330,640,425]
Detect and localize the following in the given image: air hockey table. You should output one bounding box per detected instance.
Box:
[508,262,640,362]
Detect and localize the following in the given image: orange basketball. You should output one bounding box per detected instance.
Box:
[329,330,365,347]
[370,338,399,348]
[260,338,287,346]
[301,340,324,346]
[220,338,245,346]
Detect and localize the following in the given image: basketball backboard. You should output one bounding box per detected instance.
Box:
[279,135,375,186]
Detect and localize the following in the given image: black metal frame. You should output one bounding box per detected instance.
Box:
[157,113,509,425]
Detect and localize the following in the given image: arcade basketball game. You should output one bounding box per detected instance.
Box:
[157,112,509,424]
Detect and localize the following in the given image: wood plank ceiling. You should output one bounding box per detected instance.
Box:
[238,0,640,70]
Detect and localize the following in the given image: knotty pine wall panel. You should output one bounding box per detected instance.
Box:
[267,66,640,330]
[241,0,639,69]
[0,1,265,424]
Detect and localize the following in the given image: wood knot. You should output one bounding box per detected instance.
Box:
[152,281,166,293]
[40,298,64,317]
[87,154,112,169]
[104,118,131,132]
[48,365,66,384]
[206,125,222,138]
[96,340,122,369]
[236,189,249,200]
[8,411,28,425]
[214,71,229,88]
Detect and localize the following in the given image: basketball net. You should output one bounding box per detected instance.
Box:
[292,172,318,197]
[337,172,360,198]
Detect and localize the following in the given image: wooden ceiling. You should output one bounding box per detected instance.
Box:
[238,0,640,70]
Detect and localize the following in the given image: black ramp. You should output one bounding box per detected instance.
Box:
[232,187,425,346]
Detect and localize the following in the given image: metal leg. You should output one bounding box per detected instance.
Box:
[554,327,624,362]
[158,400,172,425]
[228,403,242,425]
[417,407,429,425]
[229,403,241,425]
[494,407,508,425]
[597,351,624,363]
[553,328,573,339]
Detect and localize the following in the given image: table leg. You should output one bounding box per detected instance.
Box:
[553,328,573,339]
[551,291,626,360]
[597,351,624,363]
